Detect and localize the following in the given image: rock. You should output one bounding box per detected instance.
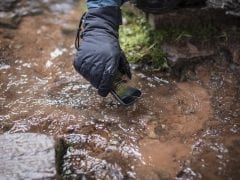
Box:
[217,46,240,70]
[218,47,233,62]
[16,6,43,17]
[0,133,57,179]
[208,0,240,17]
[61,23,77,35]
[0,0,78,29]
[0,12,21,28]
[148,8,240,30]
[0,0,19,12]
[231,45,240,65]
[62,134,131,179]
[207,0,225,8]
[163,43,214,68]
[163,43,215,80]
[48,0,77,14]
[176,167,197,179]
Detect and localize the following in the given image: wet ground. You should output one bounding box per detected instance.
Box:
[0,1,240,179]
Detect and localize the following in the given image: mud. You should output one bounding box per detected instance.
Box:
[0,1,239,179]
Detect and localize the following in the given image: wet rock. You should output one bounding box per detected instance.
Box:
[0,133,57,179]
[16,6,43,17]
[163,43,214,68]
[61,23,77,35]
[0,12,21,28]
[62,133,138,179]
[176,167,197,179]
[207,0,225,8]
[0,0,43,29]
[208,0,240,16]
[0,0,19,12]
[148,7,240,30]
[0,0,79,29]
[217,46,240,73]
[218,47,233,62]
[163,43,215,80]
[48,0,78,13]
[231,45,240,65]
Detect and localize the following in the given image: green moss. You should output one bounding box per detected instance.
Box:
[119,12,171,70]
[120,14,149,62]
[119,11,217,70]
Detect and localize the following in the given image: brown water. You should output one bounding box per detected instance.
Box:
[0,1,239,179]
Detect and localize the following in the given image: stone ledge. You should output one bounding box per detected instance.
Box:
[0,133,57,179]
[148,8,240,30]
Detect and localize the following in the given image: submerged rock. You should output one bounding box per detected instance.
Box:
[62,133,138,179]
[0,133,57,179]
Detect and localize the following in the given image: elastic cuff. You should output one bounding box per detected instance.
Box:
[86,0,123,9]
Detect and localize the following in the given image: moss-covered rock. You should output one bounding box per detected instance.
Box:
[119,10,218,70]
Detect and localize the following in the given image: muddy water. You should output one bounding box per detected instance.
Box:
[0,1,240,179]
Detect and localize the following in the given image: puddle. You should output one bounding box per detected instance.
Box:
[0,0,240,179]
